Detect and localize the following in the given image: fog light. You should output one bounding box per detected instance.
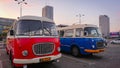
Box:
[22,50,28,56]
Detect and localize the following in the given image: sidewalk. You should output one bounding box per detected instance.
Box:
[0,41,5,49]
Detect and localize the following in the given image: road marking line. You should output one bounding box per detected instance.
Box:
[0,61,3,68]
[62,54,95,65]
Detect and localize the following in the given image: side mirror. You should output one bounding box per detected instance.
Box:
[10,30,14,36]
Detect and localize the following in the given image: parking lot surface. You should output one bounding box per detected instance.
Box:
[0,41,120,68]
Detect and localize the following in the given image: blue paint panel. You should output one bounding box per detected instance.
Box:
[60,38,72,52]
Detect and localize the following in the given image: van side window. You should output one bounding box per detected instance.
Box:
[9,26,13,36]
[58,30,64,37]
[14,23,17,32]
[76,28,82,37]
[64,29,73,37]
[7,31,10,36]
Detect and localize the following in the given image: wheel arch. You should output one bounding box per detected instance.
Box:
[71,44,80,52]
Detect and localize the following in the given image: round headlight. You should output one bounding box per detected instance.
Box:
[104,43,107,47]
[22,50,28,56]
[92,45,95,48]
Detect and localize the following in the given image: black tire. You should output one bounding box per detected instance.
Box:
[10,52,16,68]
[6,48,9,55]
[71,46,80,57]
[88,53,93,56]
[6,51,8,55]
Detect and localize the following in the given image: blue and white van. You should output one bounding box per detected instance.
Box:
[57,24,106,56]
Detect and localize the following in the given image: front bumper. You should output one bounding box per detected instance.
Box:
[13,53,61,64]
[85,49,104,53]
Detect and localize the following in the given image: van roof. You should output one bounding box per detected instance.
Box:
[18,16,54,23]
[57,24,97,30]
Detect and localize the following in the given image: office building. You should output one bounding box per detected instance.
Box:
[99,15,110,38]
[42,5,53,20]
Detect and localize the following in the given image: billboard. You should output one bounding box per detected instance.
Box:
[110,32,120,38]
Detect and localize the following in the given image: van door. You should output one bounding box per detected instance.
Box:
[60,29,74,52]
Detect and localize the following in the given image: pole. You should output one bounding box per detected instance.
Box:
[76,14,84,24]
[15,0,27,17]
[79,14,81,24]
[20,3,22,17]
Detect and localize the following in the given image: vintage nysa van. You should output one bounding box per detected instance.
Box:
[6,16,61,67]
[57,24,106,56]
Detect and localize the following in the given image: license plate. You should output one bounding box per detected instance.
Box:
[40,57,51,62]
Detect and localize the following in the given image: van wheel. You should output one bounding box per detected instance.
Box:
[5,48,9,55]
[6,50,9,55]
[10,53,16,68]
[6,51,8,55]
[71,46,80,57]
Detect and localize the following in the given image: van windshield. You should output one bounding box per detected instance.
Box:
[16,20,58,36]
[84,27,102,37]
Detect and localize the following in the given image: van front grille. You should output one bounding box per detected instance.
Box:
[96,41,105,49]
[33,43,54,55]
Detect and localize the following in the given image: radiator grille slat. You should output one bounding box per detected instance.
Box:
[33,43,54,55]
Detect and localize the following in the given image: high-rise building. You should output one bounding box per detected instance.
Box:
[42,5,53,20]
[99,15,110,38]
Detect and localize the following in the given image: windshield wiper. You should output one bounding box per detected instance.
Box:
[43,27,51,36]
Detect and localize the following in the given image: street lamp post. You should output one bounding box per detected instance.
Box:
[76,14,84,24]
[14,0,27,17]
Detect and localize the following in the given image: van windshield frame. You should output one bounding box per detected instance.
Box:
[84,27,102,37]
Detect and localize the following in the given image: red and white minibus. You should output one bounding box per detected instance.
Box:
[6,16,61,67]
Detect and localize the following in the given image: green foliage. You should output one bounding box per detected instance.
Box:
[2,32,7,37]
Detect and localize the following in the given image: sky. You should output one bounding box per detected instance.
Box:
[0,0,120,32]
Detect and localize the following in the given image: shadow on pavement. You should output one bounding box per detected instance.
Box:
[79,54,103,60]
[62,52,103,60]
[27,63,59,68]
